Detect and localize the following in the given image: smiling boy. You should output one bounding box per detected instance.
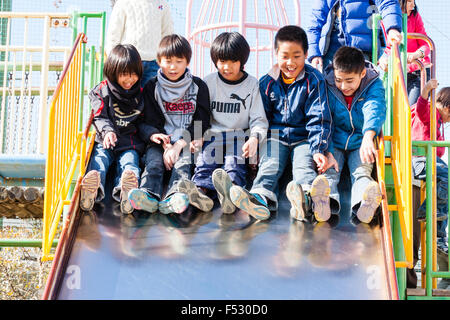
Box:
[229,25,336,222]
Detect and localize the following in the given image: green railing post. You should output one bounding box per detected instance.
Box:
[425,143,434,297]
[372,14,381,65]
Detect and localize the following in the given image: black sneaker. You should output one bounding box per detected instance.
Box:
[177,179,214,212]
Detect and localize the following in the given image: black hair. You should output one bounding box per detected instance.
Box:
[274,25,308,54]
[157,34,192,63]
[437,87,450,109]
[332,46,366,74]
[210,32,250,70]
[400,0,418,16]
[103,44,143,83]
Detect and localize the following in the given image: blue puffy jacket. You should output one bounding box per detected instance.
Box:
[324,61,386,151]
[306,0,403,61]
[259,64,332,155]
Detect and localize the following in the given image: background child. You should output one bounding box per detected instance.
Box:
[188,32,268,214]
[106,0,174,86]
[306,0,403,72]
[128,34,212,215]
[229,25,335,222]
[323,46,386,224]
[80,44,146,214]
[411,79,449,256]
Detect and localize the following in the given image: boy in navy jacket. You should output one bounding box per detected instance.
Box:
[324,46,386,223]
[229,25,336,222]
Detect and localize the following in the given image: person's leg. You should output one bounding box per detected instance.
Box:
[141,60,160,86]
[407,72,421,106]
[80,143,114,210]
[129,145,164,213]
[192,137,221,192]
[112,149,140,213]
[322,148,345,214]
[347,149,381,223]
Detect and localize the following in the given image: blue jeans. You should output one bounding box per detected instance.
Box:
[192,131,247,191]
[412,156,448,239]
[87,143,140,202]
[250,139,319,210]
[140,144,194,200]
[142,60,159,87]
[324,147,374,214]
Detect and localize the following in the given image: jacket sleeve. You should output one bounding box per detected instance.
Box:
[306,0,330,61]
[249,82,269,142]
[361,79,387,135]
[189,78,211,141]
[414,95,431,124]
[259,75,274,123]
[376,0,403,33]
[105,1,125,55]
[89,84,116,141]
[305,74,333,155]
[139,81,166,142]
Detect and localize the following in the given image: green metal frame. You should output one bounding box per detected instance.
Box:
[0,11,105,249]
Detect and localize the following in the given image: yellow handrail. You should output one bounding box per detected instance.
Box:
[42,33,93,261]
[390,44,413,268]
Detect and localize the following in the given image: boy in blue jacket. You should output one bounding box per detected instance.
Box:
[324,46,386,223]
[229,25,337,222]
[306,0,403,71]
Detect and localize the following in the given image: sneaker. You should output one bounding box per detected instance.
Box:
[128,188,159,213]
[310,175,331,222]
[356,181,382,223]
[437,237,449,258]
[80,170,100,211]
[286,181,308,221]
[159,192,189,214]
[229,185,270,220]
[177,179,214,212]
[120,170,138,214]
[212,168,236,214]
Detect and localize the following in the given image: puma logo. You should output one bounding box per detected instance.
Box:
[230,93,250,110]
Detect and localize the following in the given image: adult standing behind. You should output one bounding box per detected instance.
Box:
[306,0,403,72]
[378,0,430,106]
[106,0,174,86]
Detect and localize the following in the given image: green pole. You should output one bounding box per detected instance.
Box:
[0,239,59,248]
[425,143,434,297]
[71,10,79,44]
[372,14,381,65]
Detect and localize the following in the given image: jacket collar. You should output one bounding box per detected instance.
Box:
[268,64,306,83]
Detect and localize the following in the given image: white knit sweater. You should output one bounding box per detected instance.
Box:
[106,0,174,61]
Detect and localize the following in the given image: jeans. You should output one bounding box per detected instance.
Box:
[250,139,319,210]
[192,132,247,191]
[324,147,374,213]
[142,60,159,87]
[412,156,448,239]
[407,68,431,106]
[87,143,140,202]
[140,144,194,200]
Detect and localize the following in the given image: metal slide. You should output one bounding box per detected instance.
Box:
[43,167,398,300]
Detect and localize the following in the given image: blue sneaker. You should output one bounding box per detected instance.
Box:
[159,192,189,214]
[229,186,270,220]
[128,189,159,213]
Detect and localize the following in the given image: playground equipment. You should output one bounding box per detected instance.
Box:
[0,0,448,300]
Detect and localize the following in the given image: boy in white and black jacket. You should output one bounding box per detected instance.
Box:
[128,34,212,215]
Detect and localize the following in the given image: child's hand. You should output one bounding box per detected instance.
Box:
[242,136,259,158]
[190,139,203,153]
[360,131,377,164]
[311,57,323,72]
[103,132,117,149]
[421,79,439,100]
[313,152,328,174]
[378,55,389,72]
[388,29,402,45]
[322,151,339,173]
[163,139,186,170]
[150,133,171,145]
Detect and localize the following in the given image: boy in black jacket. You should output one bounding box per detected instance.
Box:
[129,34,211,214]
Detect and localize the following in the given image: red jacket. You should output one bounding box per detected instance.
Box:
[411,96,445,157]
[383,12,430,73]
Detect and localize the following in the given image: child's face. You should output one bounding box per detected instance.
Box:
[437,102,450,123]
[216,59,243,82]
[334,69,367,97]
[117,72,139,90]
[275,41,307,80]
[158,56,189,81]
[406,0,415,16]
